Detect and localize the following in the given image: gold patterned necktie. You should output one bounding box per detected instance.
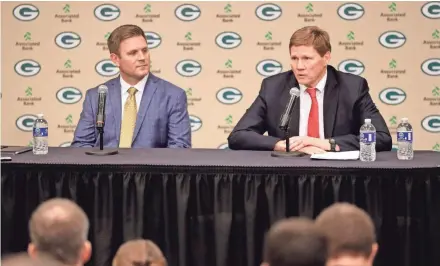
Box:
[119,87,138,148]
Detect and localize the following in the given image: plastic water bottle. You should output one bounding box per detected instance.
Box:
[360,118,376,162]
[397,118,413,160]
[33,113,48,155]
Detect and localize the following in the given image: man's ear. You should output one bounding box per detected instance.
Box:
[369,243,379,263]
[28,243,37,258]
[81,240,92,264]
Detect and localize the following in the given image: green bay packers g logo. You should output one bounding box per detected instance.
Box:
[13,4,39,21]
[256,59,283,77]
[16,114,37,131]
[255,4,282,21]
[189,115,202,132]
[421,2,440,19]
[379,88,406,105]
[56,87,83,104]
[95,60,119,77]
[421,115,440,133]
[338,59,365,75]
[215,32,242,49]
[421,58,440,76]
[55,32,81,49]
[144,32,161,49]
[216,87,243,105]
[175,4,201,21]
[15,59,41,77]
[379,31,406,49]
[337,3,365,20]
[94,4,120,21]
[175,60,202,77]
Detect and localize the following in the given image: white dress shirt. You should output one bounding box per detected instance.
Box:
[298,71,327,139]
[120,74,149,120]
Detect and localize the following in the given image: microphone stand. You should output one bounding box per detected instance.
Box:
[85,127,119,156]
[271,125,306,158]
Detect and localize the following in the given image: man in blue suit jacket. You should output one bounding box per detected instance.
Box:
[72,24,191,148]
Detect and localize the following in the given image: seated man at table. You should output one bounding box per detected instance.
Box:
[315,203,378,266]
[72,24,191,148]
[227,26,391,154]
[27,198,92,266]
[261,217,327,266]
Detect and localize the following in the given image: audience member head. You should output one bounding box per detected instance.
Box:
[262,217,327,266]
[112,239,167,266]
[28,198,91,266]
[315,203,378,266]
[2,252,58,266]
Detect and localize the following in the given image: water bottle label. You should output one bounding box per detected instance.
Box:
[361,132,376,144]
[33,127,48,137]
[397,132,413,143]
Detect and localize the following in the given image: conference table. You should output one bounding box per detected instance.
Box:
[2,148,440,266]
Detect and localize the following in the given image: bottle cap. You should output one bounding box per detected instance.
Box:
[36,113,44,118]
[365,118,371,123]
[401,117,408,122]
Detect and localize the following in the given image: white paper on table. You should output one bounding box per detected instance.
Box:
[310,151,360,160]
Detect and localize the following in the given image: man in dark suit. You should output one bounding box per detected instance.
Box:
[72,24,191,148]
[228,26,391,154]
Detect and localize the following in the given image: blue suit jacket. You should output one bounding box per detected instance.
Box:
[71,74,191,148]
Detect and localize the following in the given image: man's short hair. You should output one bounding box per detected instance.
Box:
[107,24,146,55]
[315,203,376,258]
[289,26,331,56]
[113,239,167,266]
[263,217,327,266]
[28,198,89,264]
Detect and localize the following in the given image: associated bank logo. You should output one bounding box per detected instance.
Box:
[256,59,283,77]
[421,115,440,132]
[175,4,201,21]
[337,3,364,20]
[144,32,161,49]
[255,3,282,21]
[94,4,120,21]
[13,4,39,21]
[216,87,243,105]
[189,115,202,132]
[16,114,37,131]
[215,32,242,49]
[55,32,81,49]
[379,31,406,49]
[421,2,440,19]
[421,58,440,76]
[56,87,82,104]
[95,60,119,77]
[338,59,365,75]
[59,142,71,147]
[217,143,229,149]
[379,88,406,105]
[175,60,202,77]
[14,60,41,77]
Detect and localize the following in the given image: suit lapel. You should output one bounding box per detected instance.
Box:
[323,66,339,138]
[279,71,300,137]
[132,74,158,142]
[108,77,122,142]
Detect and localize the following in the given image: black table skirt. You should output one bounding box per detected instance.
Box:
[2,148,440,266]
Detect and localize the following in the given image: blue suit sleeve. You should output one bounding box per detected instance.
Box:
[71,89,97,147]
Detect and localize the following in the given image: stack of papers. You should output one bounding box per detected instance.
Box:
[310,151,360,160]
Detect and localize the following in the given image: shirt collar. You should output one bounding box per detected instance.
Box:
[120,74,149,94]
[299,70,327,93]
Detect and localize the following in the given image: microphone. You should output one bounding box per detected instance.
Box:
[96,85,108,129]
[279,87,300,130]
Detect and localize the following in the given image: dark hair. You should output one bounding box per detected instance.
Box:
[315,203,376,258]
[263,217,327,266]
[107,24,146,55]
[28,198,89,264]
[289,26,331,56]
